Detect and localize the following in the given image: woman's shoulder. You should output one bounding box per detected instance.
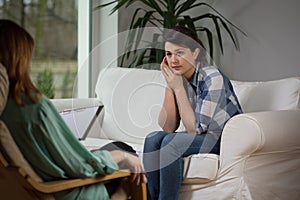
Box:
[38,95,59,113]
[200,65,223,80]
[39,95,51,105]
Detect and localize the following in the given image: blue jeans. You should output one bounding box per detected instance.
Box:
[143,131,220,200]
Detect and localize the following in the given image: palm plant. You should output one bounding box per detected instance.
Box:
[96,0,246,68]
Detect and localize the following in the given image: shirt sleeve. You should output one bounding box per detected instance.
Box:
[33,98,119,179]
[194,71,224,134]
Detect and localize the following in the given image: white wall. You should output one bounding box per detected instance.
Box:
[212,0,300,81]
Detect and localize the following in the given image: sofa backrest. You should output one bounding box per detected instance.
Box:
[95,67,300,144]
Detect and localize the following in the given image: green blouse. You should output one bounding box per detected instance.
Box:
[0,95,119,200]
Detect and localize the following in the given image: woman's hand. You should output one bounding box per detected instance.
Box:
[122,152,147,185]
[110,150,147,185]
[161,57,184,92]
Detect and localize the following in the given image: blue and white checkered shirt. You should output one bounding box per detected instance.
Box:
[185,64,242,138]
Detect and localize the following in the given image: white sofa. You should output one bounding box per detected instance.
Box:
[52,67,300,200]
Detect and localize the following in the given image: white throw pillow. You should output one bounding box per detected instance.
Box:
[242,77,300,112]
[231,80,259,111]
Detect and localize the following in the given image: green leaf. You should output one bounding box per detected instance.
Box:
[191,2,247,37]
[197,27,214,60]
[182,15,196,30]
[129,48,149,68]
[147,0,164,15]
[217,16,240,50]
[192,13,226,54]
[166,0,176,13]
[176,0,198,15]
[123,10,161,65]
[134,11,156,49]
[211,15,224,54]
[112,0,136,14]
[94,0,118,10]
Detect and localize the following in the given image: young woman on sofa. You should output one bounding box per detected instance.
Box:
[0,19,146,200]
[143,26,243,200]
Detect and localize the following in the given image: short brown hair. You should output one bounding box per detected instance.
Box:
[163,26,207,64]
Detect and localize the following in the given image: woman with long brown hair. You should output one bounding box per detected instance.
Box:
[0,19,146,200]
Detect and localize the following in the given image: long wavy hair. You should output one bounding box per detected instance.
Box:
[0,19,42,105]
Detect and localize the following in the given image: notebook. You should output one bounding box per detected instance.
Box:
[59,105,103,140]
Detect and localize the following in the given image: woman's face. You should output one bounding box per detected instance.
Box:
[164,41,199,80]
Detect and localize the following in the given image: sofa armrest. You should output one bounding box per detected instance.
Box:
[219,110,300,199]
[220,109,300,167]
[51,98,102,112]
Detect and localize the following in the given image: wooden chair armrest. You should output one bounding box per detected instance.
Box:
[22,169,131,193]
[26,169,147,199]
[1,152,147,199]
[27,168,147,199]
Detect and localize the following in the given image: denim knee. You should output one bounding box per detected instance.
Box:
[160,134,182,160]
[160,133,191,156]
[161,133,177,149]
[146,130,167,138]
[144,131,168,145]
[144,131,168,152]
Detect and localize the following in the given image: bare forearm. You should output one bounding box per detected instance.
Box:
[158,88,180,132]
[158,109,179,133]
[174,87,197,134]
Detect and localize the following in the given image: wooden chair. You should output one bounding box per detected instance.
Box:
[0,121,147,200]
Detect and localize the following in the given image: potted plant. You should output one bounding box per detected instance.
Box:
[96,0,246,68]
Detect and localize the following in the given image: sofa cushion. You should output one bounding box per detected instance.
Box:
[230,80,259,110]
[95,67,166,145]
[183,153,219,184]
[232,77,300,112]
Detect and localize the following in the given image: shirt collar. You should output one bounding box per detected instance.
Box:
[191,62,207,86]
[190,68,199,88]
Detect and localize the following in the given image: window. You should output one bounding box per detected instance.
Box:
[0,0,79,98]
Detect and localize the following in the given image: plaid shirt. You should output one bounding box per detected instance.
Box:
[185,64,242,138]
